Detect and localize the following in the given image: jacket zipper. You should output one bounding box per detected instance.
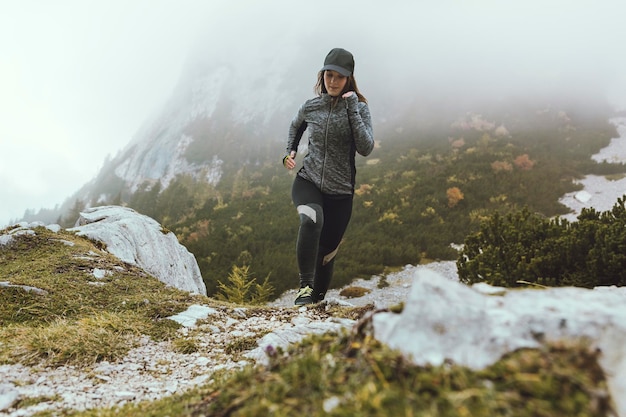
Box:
[320,99,335,192]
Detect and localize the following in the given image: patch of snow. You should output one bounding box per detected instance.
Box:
[0,384,20,412]
[559,117,626,221]
[559,175,626,221]
[592,117,626,163]
[45,224,61,233]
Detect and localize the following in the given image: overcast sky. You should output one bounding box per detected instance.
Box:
[1,0,625,228]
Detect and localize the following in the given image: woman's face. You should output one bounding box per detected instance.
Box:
[324,70,348,97]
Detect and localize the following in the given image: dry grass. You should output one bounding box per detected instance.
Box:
[1,225,616,416]
[2,312,144,367]
[0,226,200,367]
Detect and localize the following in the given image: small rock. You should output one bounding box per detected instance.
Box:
[0,384,20,412]
[195,357,210,367]
[45,224,62,233]
[0,234,14,246]
[168,305,219,328]
[115,391,136,401]
[55,239,75,246]
[93,268,107,279]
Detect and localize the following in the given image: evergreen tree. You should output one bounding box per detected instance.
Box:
[458,196,626,288]
[216,264,274,305]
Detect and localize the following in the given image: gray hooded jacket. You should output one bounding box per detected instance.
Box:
[286,93,374,195]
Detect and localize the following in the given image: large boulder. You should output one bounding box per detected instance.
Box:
[70,206,206,295]
[372,269,626,416]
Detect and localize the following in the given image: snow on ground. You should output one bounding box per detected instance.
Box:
[559,117,626,221]
[559,174,626,221]
[592,117,626,163]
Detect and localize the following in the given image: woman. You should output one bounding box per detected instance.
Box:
[283,47,374,305]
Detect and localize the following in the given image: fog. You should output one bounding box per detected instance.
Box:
[1,0,625,228]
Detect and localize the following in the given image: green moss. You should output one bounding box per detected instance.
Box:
[68,334,612,417]
[339,286,371,298]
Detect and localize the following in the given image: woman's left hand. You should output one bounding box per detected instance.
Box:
[342,91,354,98]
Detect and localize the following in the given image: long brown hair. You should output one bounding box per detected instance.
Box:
[314,70,368,103]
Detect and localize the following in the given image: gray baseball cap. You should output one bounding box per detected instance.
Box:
[321,48,354,77]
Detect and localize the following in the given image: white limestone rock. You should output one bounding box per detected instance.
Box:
[69,206,206,295]
[0,383,20,412]
[245,316,354,366]
[45,224,62,233]
[0,281,48,296]
[0,225,36,247]
[168,304,219,327]
[372,269,626,417]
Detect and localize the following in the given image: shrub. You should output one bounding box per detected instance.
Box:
[514,154,535,170]
[216,265,274,305]
[457,196,626,288]
[446,187,464,208]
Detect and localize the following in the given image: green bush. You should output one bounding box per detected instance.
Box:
[457,196,626,288]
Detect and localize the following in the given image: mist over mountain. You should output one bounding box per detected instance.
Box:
[16,0,624,229]
[12,1,626,300]
[36,58,611,222]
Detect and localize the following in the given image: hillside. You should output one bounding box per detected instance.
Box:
[20,97,625,299]
[0,222,618,416]
[124,100,625,297]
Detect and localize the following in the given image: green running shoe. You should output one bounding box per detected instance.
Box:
[294,285,315,305]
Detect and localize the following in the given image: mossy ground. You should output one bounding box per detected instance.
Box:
[0,226,615,416]
[66,334,612,417]
[0,226,201,366]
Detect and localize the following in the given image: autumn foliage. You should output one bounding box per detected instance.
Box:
[446,187,464,208]
[514,154,535,170]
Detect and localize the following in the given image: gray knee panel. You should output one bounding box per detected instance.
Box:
[297,203,323,229]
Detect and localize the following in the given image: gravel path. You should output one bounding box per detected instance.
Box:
[0,303,353,416]
[268,262,459,309]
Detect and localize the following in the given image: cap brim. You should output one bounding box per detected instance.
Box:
[321,64,351,77]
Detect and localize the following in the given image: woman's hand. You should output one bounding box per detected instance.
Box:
[342,91,354,98]
[283,151,296,170]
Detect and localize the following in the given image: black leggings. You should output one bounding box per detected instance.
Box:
[291,175,353,300]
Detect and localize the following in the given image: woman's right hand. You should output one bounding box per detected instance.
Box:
[284,151,296,170]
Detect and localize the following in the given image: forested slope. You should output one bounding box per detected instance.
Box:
[82,101,626,298]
